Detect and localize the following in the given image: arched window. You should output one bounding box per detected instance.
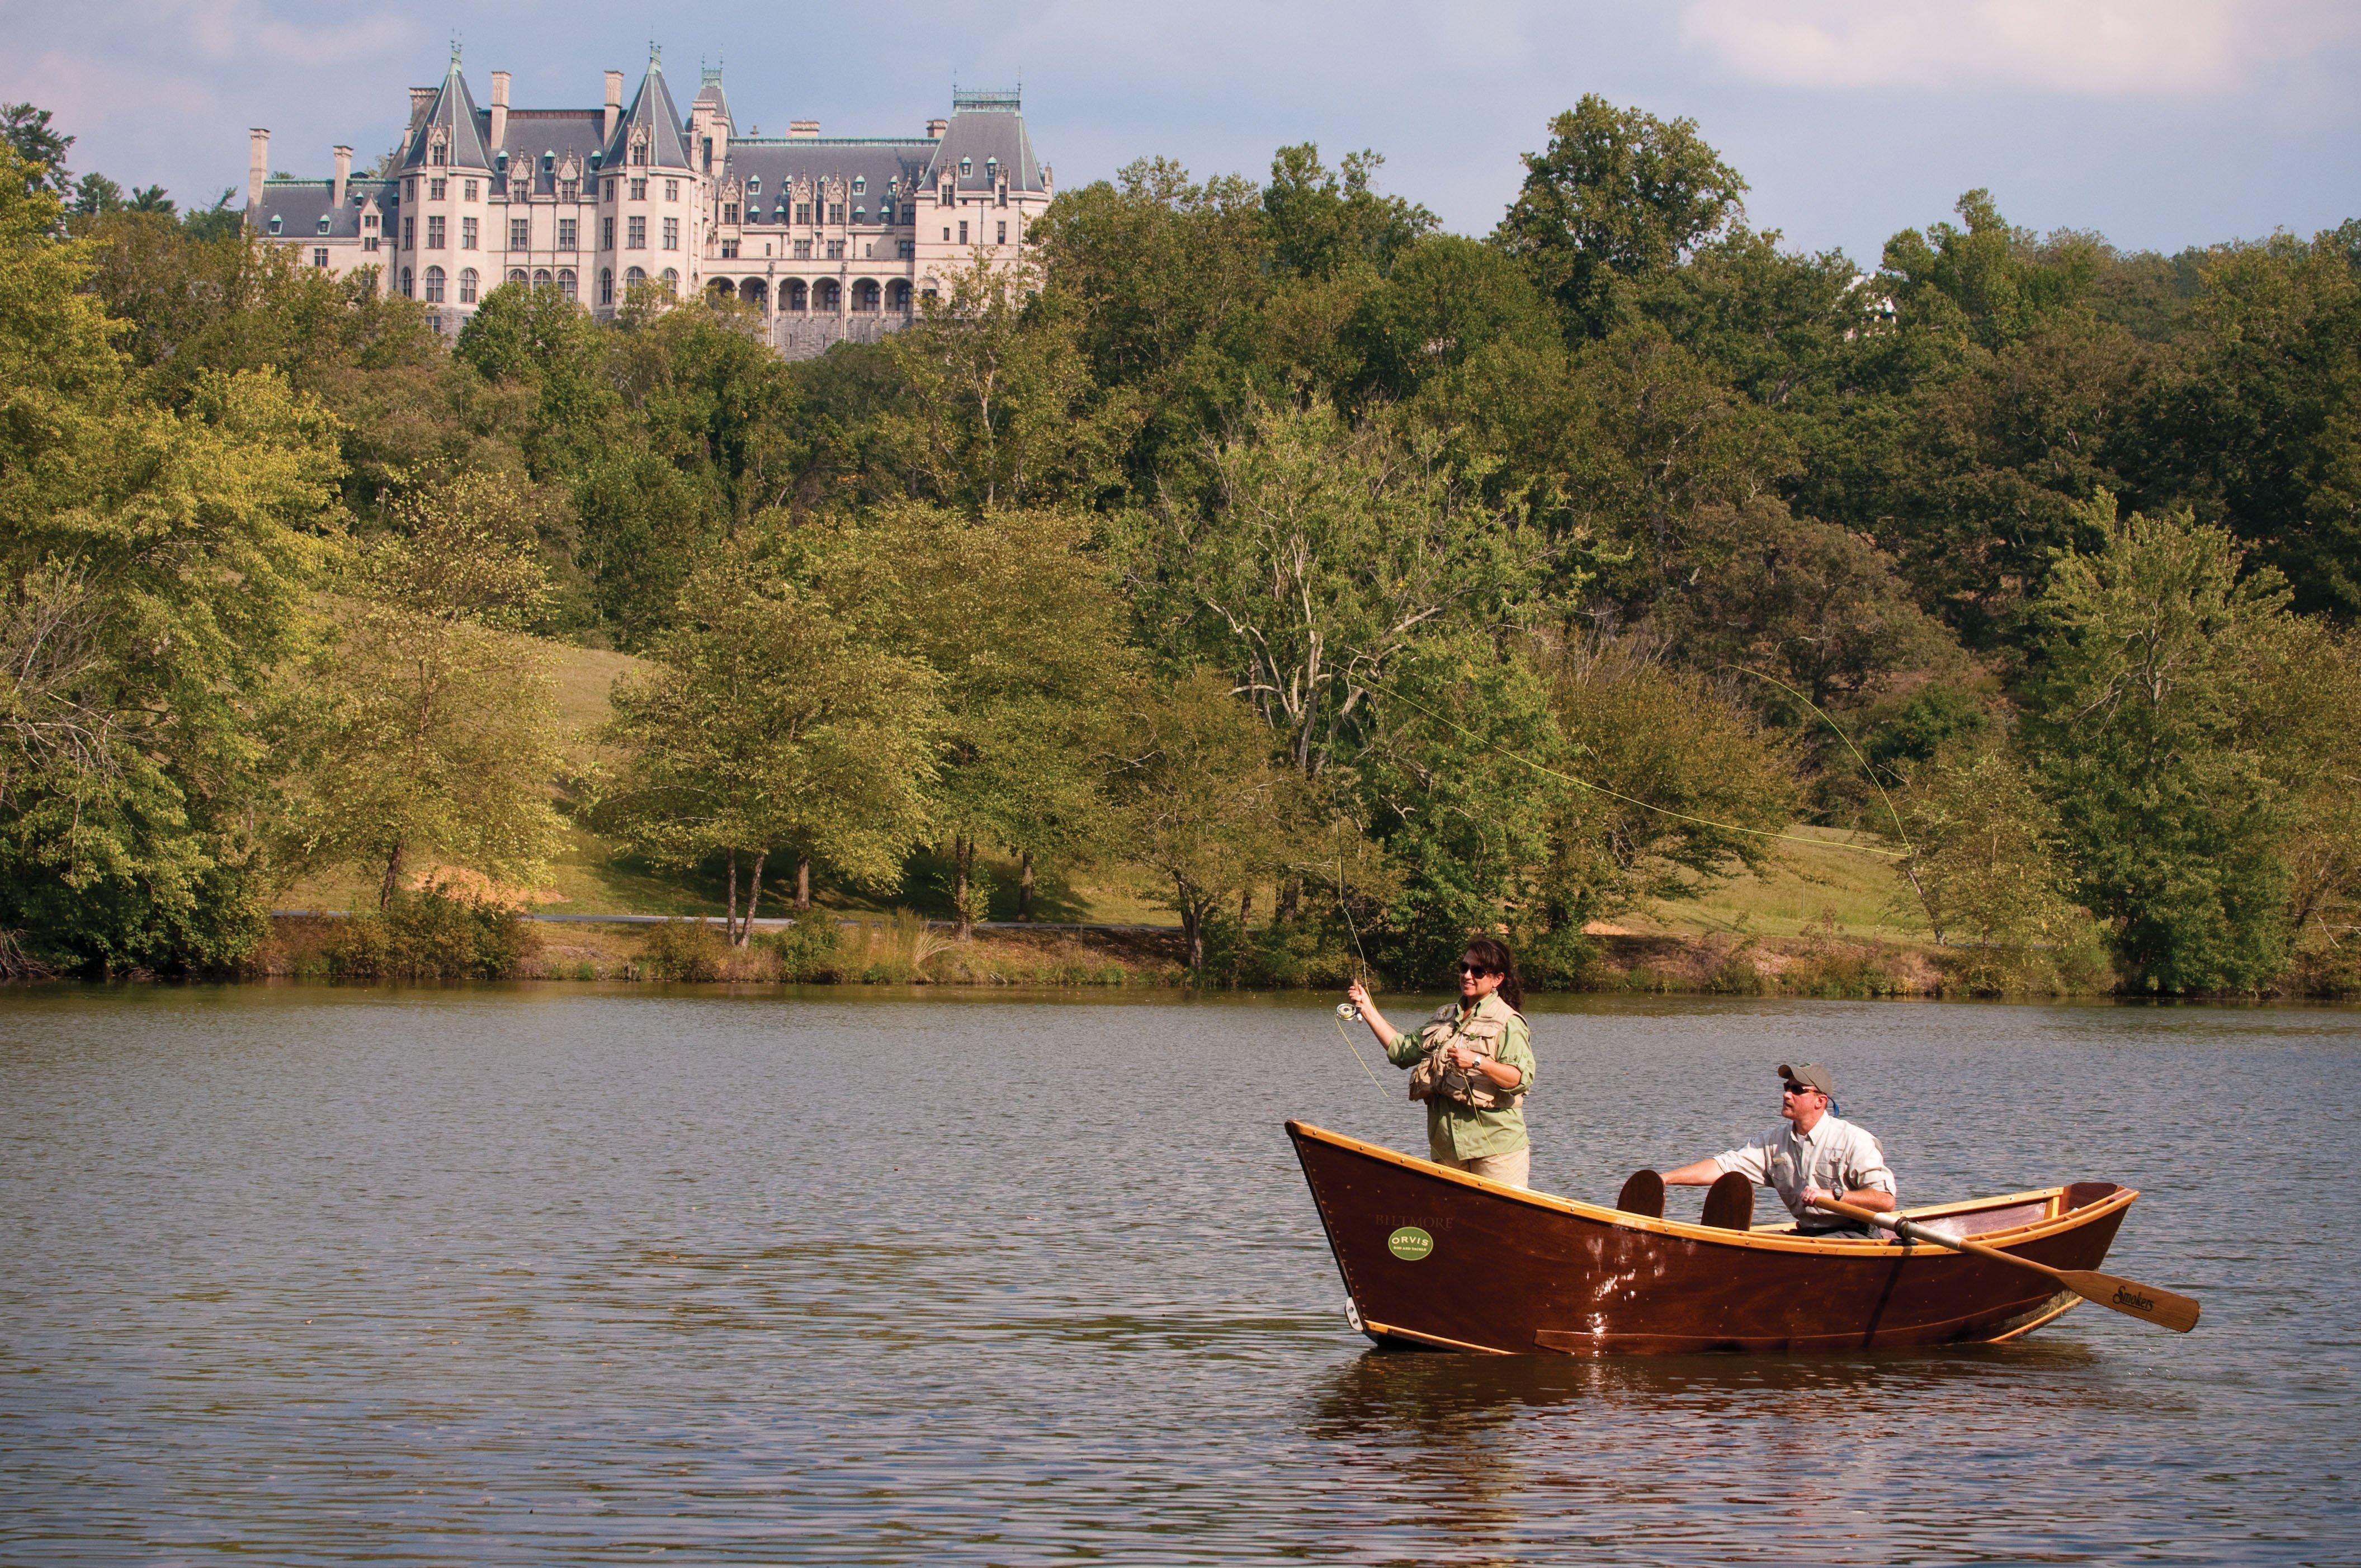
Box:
[813,277,840,311]
[739,277,767,310]
[782,278,808,311]
[709,276,735,303]
[532,268,553,289]
[423,265,446,303]
[851,278,880,313]
[400,266,414,297]
[459,267,479,304]
[886,278,911,313]
[599,267,614,305]
[558,268,577,302]
[659,268,679,296]
[507,267,527,285]
[625,265,648,290]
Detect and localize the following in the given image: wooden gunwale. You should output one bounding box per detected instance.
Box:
[1285,1120,2139,1257]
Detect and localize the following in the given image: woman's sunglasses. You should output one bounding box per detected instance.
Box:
[1458,963,1498,976]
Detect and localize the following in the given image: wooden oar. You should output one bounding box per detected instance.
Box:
[1811,1197,2201,1334]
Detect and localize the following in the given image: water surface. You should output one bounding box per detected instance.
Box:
[2,986,2354,1564]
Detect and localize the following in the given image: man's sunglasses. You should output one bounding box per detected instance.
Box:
[1782,1081,1822,1097]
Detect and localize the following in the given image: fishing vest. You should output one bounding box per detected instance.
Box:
[1408,995,1526,1112]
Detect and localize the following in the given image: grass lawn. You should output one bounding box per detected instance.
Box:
[1617,825,1930,942]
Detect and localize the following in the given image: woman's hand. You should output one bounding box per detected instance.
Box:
[1345,981,1394,1047]
[1346,980,1373,1011]
[1444,1042,1480,1070]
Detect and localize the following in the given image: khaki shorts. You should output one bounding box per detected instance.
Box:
[1433,1146,1530,1190]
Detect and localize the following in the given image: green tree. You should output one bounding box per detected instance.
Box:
[1,103,71,197]
[1496,96,1748,339]
[1261,144,1434,281]
[1893,743,2105,991]
[1349,234,1552,403]
[1106,671,1301,972]
[882,253,1130,512]
[0,144,342,973]
[281,473,566,908]
[808,503,1134,929]
[2016,497,2303,990]
[1531,637,1796,934]
[1113,399,1551,776]
[603,536,939,940]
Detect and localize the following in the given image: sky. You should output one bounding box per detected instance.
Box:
[6,0,2358,266]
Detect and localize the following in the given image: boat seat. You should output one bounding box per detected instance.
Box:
[1615,1169,1665,1219]
[1701,1171,1755,1230]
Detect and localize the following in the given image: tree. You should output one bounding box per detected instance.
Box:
[1,103,71,197]
[1261,144,1434,281]
[281,473,567,909]
[805,503,1134,929]
[1531,636,1796,933]
[1106,672,1301,972]
[1113,398,1550,777]
[2015,497,2303,991]
[1349,234,1552,403]
[881,252,1130,512]
[603,535,939,942]
[0,144,343,974]
[1893,743,2108,994]
[1496,96,1748,338]
[1678,495,1959,711]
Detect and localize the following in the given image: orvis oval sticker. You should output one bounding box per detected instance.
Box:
[1386,1226,1435,1261]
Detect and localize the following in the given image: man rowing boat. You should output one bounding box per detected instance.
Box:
[1344,938,1536,1190]
[1664,1063,1897,1238]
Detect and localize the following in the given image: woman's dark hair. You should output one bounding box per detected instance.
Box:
[1460,936,1523,1011]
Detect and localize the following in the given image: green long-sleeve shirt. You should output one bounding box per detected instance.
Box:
[1383,993,1534,1161]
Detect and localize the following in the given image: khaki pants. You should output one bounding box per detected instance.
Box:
[1433,1146,1531,1190]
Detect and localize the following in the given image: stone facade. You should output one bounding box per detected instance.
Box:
[244,48,1052,358]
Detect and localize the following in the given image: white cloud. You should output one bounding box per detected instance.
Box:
[1679,0,2360,97]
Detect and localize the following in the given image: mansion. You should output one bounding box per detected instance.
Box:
[244,49,1052,357]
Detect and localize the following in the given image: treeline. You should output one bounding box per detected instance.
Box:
[3,97,2358,993]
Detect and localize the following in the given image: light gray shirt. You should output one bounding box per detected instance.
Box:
[1716,1114,1897,1230]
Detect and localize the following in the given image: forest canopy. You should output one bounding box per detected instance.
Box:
[4,94,2358,993]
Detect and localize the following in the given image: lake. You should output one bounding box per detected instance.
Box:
[2,985,2354,1564]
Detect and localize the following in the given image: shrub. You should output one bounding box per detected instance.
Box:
[766,918,843,981]
[638,917,726,981]
[324,887,539,980]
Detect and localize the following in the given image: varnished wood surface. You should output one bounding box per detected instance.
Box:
[1287,1120,2137,1356]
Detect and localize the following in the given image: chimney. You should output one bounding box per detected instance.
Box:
[332,144,352,209]
[409,86,436,125]
[603,70,624,140]
[248,127,270,207]
[788,120,820,139]
[925,119,947,140]
[489,71,510,154]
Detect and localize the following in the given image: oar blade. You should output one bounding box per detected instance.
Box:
[2059,1269,2201,1333]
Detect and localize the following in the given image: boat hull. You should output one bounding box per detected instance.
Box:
[1288,1120,2135,1355]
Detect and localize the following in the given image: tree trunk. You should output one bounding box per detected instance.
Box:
[379,838,406,911]
[1277,871,1300,923]
[1018,850,1035,921]
[1233,885,1253,984]
[726,849,740,946]
[740,851,767,947]
[954,834,975,937]
[1178,876,1203,973]
[795,855,811,912]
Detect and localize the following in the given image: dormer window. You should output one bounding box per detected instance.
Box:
[268,215,282,234]
[852,175,865,193]
[318,215,332,234]
[986,158,998,179]
[960,157,971,176]
[747,176,761,194]
[542,152,555,174]
[589,152,602,171]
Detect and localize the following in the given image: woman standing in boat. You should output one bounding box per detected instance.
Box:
[1344,937,1536,1189]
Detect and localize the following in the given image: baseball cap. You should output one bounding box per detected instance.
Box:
[1778,1062,1836,1095]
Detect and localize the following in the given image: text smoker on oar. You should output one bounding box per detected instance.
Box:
[1307,937,2201,1355]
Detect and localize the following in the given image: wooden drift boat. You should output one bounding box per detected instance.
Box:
[1288,1120,2144,1355]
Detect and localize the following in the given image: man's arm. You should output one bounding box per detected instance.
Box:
[1663,1158,1725,1187]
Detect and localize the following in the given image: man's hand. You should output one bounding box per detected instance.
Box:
[1801,1185,1838,1210]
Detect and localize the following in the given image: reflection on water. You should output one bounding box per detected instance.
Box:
[0,984,2354,1564]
